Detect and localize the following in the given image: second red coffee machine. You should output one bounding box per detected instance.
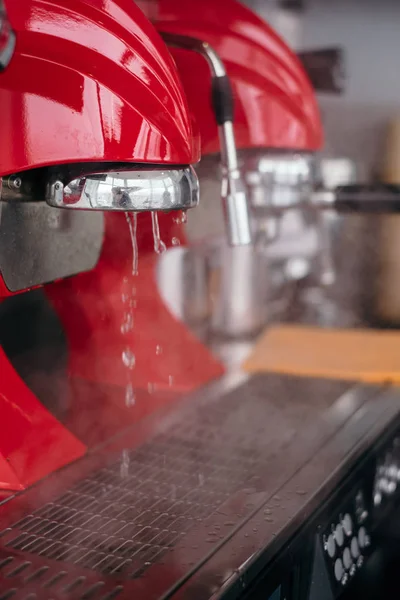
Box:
[155,0,323,336]
[157,0,322,157]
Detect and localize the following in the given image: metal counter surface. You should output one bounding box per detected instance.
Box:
[0,372,387,600]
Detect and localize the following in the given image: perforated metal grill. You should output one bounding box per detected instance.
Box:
[0,375,349,598]
[0,553,123,600]
[3,430,257,580]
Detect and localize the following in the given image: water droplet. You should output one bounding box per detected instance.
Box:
[265,517,273,522]
[120,449,130,478]
[173,211,187,225]
[125,213,139,275]
[120,312,134,334]
[156,345,163,355]
[171,237,180,246]
[125,383,135,407]
[157,240,167,254]
[151,212,167,254]
[147,382,155,394]
[296,489,306,496]
[122,348,135,369]
[168,375,174,386]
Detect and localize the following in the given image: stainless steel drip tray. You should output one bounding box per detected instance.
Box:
[0,374,384,600]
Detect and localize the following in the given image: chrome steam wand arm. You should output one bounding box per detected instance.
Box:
[160,31,252,246]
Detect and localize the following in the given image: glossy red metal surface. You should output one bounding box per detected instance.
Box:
[0,347,86,491]
[157,0,323,153]
[0,0,200,177]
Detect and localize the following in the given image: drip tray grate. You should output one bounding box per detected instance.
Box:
[0,375,349,598]
[0,553,123,599]
[4,434,255,579]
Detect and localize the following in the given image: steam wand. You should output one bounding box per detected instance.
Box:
[160,32,252,246]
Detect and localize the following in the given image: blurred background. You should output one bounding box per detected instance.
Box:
[248,0,400,182]
[164,0,400,339]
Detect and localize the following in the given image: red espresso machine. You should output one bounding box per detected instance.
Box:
[0,0,218,493]
[2,2,400,600]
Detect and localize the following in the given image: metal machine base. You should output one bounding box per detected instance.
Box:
[0,373,399,600]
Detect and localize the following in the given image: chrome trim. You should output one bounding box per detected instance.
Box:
[160,32,226,78]
[243,151,315,215]
[45,167,199,211]
[160,32,252,246]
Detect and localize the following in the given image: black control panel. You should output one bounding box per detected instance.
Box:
[315,425,400,599]
[321,486,372,592]
[240,419,400,600]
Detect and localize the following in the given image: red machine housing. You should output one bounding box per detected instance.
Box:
[0,0,199,175]
[157,0,323,153]
[0,0,209,493]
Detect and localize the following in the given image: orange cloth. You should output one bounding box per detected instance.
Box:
[243,325,400,383]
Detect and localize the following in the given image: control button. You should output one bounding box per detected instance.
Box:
[359,510,368,523]
[343,547,352,570]
[374,491,382,506]
[378,478,390,493]
[351,536,360,559]
[334,558,344,582]
[335,523,344,547]
[326,534,336,558]
[342,513,353,536]
[358,527,367,549]
[355,491,368,523]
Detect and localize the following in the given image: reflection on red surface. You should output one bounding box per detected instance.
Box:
[157,0,323,153]
[0,0,199,177]
[0,347,86,491]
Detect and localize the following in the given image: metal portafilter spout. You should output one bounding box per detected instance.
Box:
[160,32,252,246]
[0,163,199,292]
[0,164,199,213]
